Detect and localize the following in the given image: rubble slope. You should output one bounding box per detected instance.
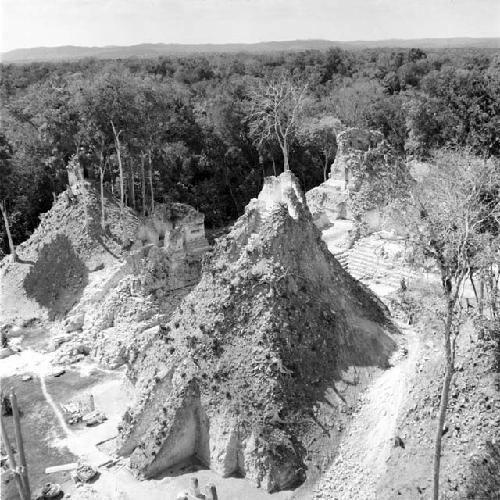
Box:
[0,181,138,323]
[118,171,397,492]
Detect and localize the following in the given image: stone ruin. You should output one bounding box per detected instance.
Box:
[130,203,210,290]
[135,203,208,256]
[306,127,385,227]
[117,171,395,492]
[330,128,385,191]
[257,170,306,220]
[66,155,86,197]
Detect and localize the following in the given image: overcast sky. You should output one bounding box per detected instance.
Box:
[1,0,499,52]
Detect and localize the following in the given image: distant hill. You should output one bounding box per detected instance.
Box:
[2,38,500,63]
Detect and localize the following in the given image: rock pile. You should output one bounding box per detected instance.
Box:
[82,227,208,367]
[0,165,139,323]
[1,156,211,369]
[34,483,63,500]
[117,171,396,492]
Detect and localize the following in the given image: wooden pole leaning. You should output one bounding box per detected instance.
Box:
[0,411,29,500]
[10,391,31,499]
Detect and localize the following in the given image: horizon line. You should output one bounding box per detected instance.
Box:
[4,36,500,54]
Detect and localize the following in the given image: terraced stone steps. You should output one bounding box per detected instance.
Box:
[332,237,432,293]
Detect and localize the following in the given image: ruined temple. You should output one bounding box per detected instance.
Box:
[117,171,395,492]
[66,155,87,197]
[135,203,208,255]
[306,127,385,227]
[132,203,210,287]
[330,128,384,191]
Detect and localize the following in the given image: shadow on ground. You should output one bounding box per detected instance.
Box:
[23,234,88,320]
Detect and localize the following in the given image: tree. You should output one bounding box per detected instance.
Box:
[110,120,125,241]
[420,68,500,157]
[0,134,16,261]
[74,67,140,241]
[247,75,308,172]
[298,115,341,181]
[391,149,500,500]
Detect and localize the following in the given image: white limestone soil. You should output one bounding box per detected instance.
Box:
[312,325,421,500]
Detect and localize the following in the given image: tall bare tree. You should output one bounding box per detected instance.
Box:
[247,75,308,172]
[110,121,126,243]
[391,149,500,500]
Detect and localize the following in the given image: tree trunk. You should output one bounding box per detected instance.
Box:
[469,270,479,308]
[0,201,16,262]
[492,268,499,320]
[129,162,136,210]
[140,154,146,217]
[148,150,154,215]
[82,177,89,234]
[324,155,329,182]
[432,274,462,500]
[111,121,125,244]
[486,269,498,319]
[478,274,485,316]
[282,141,289,172]
[99,151,106,230]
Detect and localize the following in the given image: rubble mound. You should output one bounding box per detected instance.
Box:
[80,243,203,368]
[72,202,210,367]
[118,171,396,492]
[18,182,137,267]
[0,176,139,322]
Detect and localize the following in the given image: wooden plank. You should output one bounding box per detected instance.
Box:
[45,462,79,474]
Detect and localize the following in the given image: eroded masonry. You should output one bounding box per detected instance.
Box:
[117,171,395,492]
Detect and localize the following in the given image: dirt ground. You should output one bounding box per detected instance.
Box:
[0,327,295,500]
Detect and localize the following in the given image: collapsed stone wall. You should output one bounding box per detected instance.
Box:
[135,203,209,256]
[65,211,210,367]
[306,127,387,234]
[117,171,396,492]
[330,128,385,191]
[66,155,85,195]
[54,201,210,367]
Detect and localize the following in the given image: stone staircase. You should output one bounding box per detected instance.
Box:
[331,235,436,295]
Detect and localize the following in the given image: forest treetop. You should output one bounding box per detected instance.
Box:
[1,46,499,255]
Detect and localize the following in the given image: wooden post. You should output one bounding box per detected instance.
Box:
[190,476,200,497]
[205,483,218,500]
[10,391,30,499]
[0,414,29,500]
[89,394,95,412]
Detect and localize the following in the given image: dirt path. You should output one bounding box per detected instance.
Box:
[312,325,420,500]
[39,372,111,466]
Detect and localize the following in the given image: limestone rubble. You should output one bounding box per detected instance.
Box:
[1,159,211,372]
[118,171,396,492]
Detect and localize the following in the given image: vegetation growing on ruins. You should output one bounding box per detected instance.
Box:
[1,47,500,255]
